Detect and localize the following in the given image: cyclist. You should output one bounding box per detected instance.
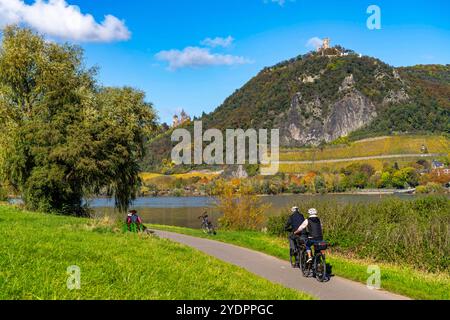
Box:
[294,208,323,264]
[126,210,143,232]
[199,211,216,235]
[198,211,210,224]
[285,207,307,260]
[124,210,155,235]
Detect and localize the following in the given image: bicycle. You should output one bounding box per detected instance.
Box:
[299,241,328,283]
[289,235,306,268]
[199,214,217,235]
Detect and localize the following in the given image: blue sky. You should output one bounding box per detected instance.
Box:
[3,0,450,123]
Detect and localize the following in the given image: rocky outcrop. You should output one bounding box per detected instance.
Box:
[339,74,355,92]
[382,89,410,106]
[221,165,249,179]
[325,91,378,141]
[280,88,377,147]
[302,74,320,83]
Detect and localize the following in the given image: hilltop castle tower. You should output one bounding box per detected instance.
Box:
[317,38,331,54]
[172,115,179,127]
[172,109,191,128]
[322,38,331,50]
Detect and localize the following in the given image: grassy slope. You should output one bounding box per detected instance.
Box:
[277,135,449,173]
[279,135,449,161]
[0,206,312,300]
[278,158,428,174]
[150,225,450,300]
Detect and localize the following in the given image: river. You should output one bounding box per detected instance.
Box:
[90,194,431,229]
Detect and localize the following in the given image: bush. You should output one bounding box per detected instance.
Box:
[288,184,307,194]
[267,213,290,236]
[416,183,445,194]
[245,164,260,177]
[268,196,450,273]
[214,180,269,231]
[172,189,184,197]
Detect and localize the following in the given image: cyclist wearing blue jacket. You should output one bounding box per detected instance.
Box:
[295,208,323,264]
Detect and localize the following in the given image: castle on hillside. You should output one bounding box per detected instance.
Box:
[172,109,191,127]
[316,38,332,56]
[320,38,331,51]
[316,38,361,58]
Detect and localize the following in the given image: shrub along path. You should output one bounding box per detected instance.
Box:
[153,230,410,301]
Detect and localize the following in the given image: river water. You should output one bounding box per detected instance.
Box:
[90,194,428,229]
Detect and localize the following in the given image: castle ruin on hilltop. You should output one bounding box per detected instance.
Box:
[172,109,191,127]
[316,38,362,58]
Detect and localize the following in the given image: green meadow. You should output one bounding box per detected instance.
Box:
[0,206,312,300]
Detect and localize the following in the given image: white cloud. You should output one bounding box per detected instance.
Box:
[0,0,130,42]
[201,36,234,48]
[264,0,295,6]
[306,37,323,50]
[155,46,251,71]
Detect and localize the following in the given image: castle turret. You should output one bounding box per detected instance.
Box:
[322,38,331,50]
[172,110,191,128]
[172,115,179,127]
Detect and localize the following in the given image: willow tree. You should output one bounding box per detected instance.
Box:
[0,26,157,215]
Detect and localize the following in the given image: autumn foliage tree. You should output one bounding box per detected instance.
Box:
[213,179,269,231]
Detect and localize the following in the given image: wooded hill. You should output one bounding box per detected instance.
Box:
[144,48,450,172]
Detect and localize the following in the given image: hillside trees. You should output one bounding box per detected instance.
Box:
[0,26,157,215]
[145,48,449,171]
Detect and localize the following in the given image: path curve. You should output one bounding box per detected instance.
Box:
[153,230,410,301]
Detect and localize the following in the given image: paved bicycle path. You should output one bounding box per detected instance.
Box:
[153,230,410,301]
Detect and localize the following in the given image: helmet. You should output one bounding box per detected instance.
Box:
[308,208,318,217]
[291,206,299,213]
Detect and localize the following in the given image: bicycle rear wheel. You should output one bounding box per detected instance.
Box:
[315,253,328,282]
[208,225,216,235]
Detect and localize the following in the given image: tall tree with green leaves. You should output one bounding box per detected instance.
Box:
[0,26,157,215]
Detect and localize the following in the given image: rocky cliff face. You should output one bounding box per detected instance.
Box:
[280,91,378,147]
[279,74,380,146]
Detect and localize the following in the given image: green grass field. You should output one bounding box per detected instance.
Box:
[0,206,312,300]
[279,135,449,162]
[150,225,450,300]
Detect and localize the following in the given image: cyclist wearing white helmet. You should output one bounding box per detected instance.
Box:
[295,208,324,264]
